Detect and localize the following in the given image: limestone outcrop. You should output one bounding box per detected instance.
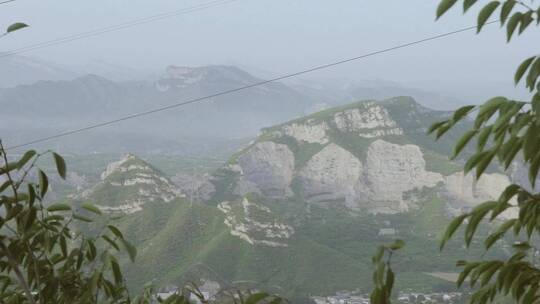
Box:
[235,142,295,198]
[81,154,184,214]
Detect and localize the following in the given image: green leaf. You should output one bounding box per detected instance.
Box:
[523,124,540,160]
[528,153,540,187]
[440,214,468,250]
[476,150,496,179]
[24,207,37,231]
[465,201,498,246]
[245,293,270,304]
[457,262,479,288]
[387,239,405,250]
[477,126,492,152]
[436,0,459,19]
[526,58,540,91]
[120,239,137,262]
[0,180,11,193]
[0,162,17,175]
[518,11,534,34]
[110,256,123,284]
[52,152,66,179]
[81,203,101,215]
[485,219,516,249]
[427,120,448,135]
[6,22,28,33]
[463,0,478,12]
[464,151,488,173]
[102,235,120,251]
[38,170,48,198]
[512,241,531,251]
[503,139,523,169]
[107,225,124,240]
[436,123,452,139]
[16,150,36,170]
[452,105,476,122]
[500,0,516,24]
[476,97,507,128]
[453,129,477,159]
[73,214,93,222]
[506,12,522,41]
[47,203,71,212]
[477,2,500,33]
[386,268,395,292]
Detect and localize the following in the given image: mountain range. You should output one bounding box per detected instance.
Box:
[1,54,472,154]
[69,96,521,299]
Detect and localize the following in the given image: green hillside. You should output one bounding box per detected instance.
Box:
[78,97,506,299]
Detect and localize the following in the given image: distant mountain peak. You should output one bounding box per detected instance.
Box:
[157,65,259,91]
[80,154,184,214]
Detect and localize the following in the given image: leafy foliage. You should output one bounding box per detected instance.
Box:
[372,1,540,303]
[0,141,141,303]
[369,240,404,304]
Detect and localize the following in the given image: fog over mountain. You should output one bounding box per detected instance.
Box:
[1,53,482,154]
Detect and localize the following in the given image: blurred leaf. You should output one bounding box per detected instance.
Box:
[440,214,468,250]
[463,0,478,12]
[453,105,476,122]
[38,169,48,197]
[512,241,531,251]
[102,235,120,251]
[110,256,123,284]
[6,22,28,33]
[436,0,459,19]
[477,1,500,33]
[73,214,93,222]
[0,162,17,175]
[16,150,36,170]
[506,12,522,41]
[500,0,517,24]
[387,239,405,250]
[107,225,124,239]
[81,203,101,215]
[453,129,477,159]
[476,150,496,179]
[485,219,516,250]
[47,203,71,212]
[52,152,66,179]
[245,292,269,304]
[514,56,536,84]
[120,239,137,262]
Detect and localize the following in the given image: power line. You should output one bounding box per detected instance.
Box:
[0,0,240,58]
[6,21,497,151]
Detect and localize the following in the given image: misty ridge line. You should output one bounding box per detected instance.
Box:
[0,0,240,58]
[6,20,498,151]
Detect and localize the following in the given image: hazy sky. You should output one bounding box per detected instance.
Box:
[0,0,537,100]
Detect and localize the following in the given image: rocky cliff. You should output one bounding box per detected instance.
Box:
[211,97,520,221]
[77,97,521,296]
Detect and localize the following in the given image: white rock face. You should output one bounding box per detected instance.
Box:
[218,198,294,247]
[333,104,403,137]
[358,140,444,213]
[298,144,363,207]
[295,140,444,213]
[235,142,295,198]
[281,121,329,144]
[171,173,216,202]
[442,172,517,219]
